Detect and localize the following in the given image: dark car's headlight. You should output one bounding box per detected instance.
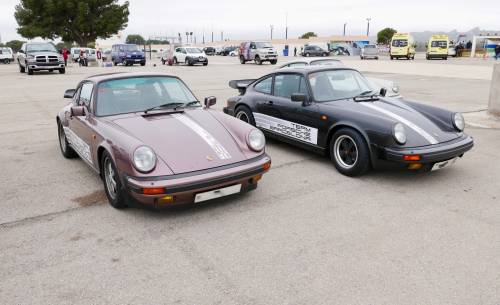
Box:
[247,129,265,151]
[393,123,407,144]
[133,146,157,172]
[453,113,465,131]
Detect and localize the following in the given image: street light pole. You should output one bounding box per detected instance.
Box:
[270,25,274,40]
[366,18,371,36]
[285,13,288,40]
[343,23,347,36]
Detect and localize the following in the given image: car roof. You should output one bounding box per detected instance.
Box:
[278,58,344,69]
[275,66,357,75]
[85,72,180,83]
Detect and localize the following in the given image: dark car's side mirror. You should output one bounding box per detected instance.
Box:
[64,89,76,99]
[70,106,85,117]
[379,88,387,97]
[291,93,308,104]
[18,49,24,54]
[204,96,216,108]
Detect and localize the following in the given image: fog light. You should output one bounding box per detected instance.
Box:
[263,160,271,172]
[403,155,421,161]
[408,163,423,170]
[252,174,262,183]
[157,195,174,204]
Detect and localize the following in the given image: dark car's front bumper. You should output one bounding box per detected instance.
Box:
[124,154,271,207]
[383,134,474,164]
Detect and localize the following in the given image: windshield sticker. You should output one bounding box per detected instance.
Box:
[254,112,318,145]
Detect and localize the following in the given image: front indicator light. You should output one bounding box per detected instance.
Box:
[408,163,423,170]
[142,187,165,195]
[404,155,421,161]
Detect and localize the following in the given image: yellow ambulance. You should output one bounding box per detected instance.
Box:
[426,34,449,60]
[390,33,415,60]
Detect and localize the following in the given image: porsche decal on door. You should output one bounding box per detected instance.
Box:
[253,112,318,145]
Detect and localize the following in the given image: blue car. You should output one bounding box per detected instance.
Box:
[111,44,146,66]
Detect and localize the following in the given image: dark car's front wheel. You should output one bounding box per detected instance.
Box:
[101,151,127,209]
[235,106,256,125]
[330,128,370,177]
[58,122,77,158]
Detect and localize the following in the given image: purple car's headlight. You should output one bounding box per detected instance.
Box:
[247,129,265,151]
[133,146,157,173]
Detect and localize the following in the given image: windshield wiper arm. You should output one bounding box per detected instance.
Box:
[353,90,379,102]
[183,101,201,107]
[144,102,184,113]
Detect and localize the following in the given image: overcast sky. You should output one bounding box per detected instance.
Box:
[1,0,499,42]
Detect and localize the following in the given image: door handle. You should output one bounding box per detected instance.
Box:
[266,100,274,105]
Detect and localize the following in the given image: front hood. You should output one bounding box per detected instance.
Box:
[324,98,461,147]
[110,109,246,174]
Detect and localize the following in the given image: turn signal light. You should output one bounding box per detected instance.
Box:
[263,161,271,172]
[142,187,165,195]
[252,174,263,183]
[403,155,421,161]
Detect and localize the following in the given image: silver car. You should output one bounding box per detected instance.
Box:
[360,44,379,60]
[17,42,65,75]
[278,59,401,98]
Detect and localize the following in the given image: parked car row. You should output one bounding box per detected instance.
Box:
[57,63,473,209]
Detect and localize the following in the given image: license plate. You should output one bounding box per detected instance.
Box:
[194,184,242,203]
[431,157,458,171]
[135,59,141,62]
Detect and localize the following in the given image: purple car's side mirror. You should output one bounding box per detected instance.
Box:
[204,96,216,108]
[70,106,85,117]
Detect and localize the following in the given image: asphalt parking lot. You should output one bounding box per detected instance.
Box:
[1,55,499,305]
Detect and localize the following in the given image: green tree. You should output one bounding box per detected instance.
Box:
[377,28,397,44]
[5,40,25,52]
[299,32,318,39]
[126,34,146,45]
[14,0,130,47]
[56,41,73,50]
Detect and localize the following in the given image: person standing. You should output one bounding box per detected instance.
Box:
[294,47,297,56]
[62,48,69,66]
[495,44,500,60]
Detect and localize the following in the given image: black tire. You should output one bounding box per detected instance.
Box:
[4,59,10,64]
[255,56,262,65]
[270,59,277,65]
[173,57,178,64]
[140,62,146,66]
[329,128,370,177]
[19,63,25,73]
[239,56,246,64]
[185,58,192,66]
[161,58,166,65]
[305,53,310,57]
[113,61,117,66]
[390,56,394,60]
[234,106,256,125]
[58,122,77,158]
[59,68,65,74]
[360,56,364,60]
[27,67,33,75]
[203,62,208,66]
[101,151,128,209]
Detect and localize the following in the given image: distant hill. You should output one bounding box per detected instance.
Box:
[410,27,500,44]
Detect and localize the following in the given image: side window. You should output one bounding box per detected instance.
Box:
[79,83,94,108]
[274,74,306,99]
[175,48,181,52]
[72,87,82,106]
[254,76,273,94]
[250,42,256,49]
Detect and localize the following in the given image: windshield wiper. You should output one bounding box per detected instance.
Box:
[183,101,201,107]
[144,102,184,113]
[353,90,379,102]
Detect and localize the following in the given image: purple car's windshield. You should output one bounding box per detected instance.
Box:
[96,77,198,116]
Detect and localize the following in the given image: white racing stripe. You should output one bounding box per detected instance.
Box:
[63,127,93,164]
[361,103,439,145]
[172,114,232,160]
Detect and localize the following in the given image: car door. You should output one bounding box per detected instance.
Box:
[67,82,97,168]
[265,73,320,146]
[249,42,257,59]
